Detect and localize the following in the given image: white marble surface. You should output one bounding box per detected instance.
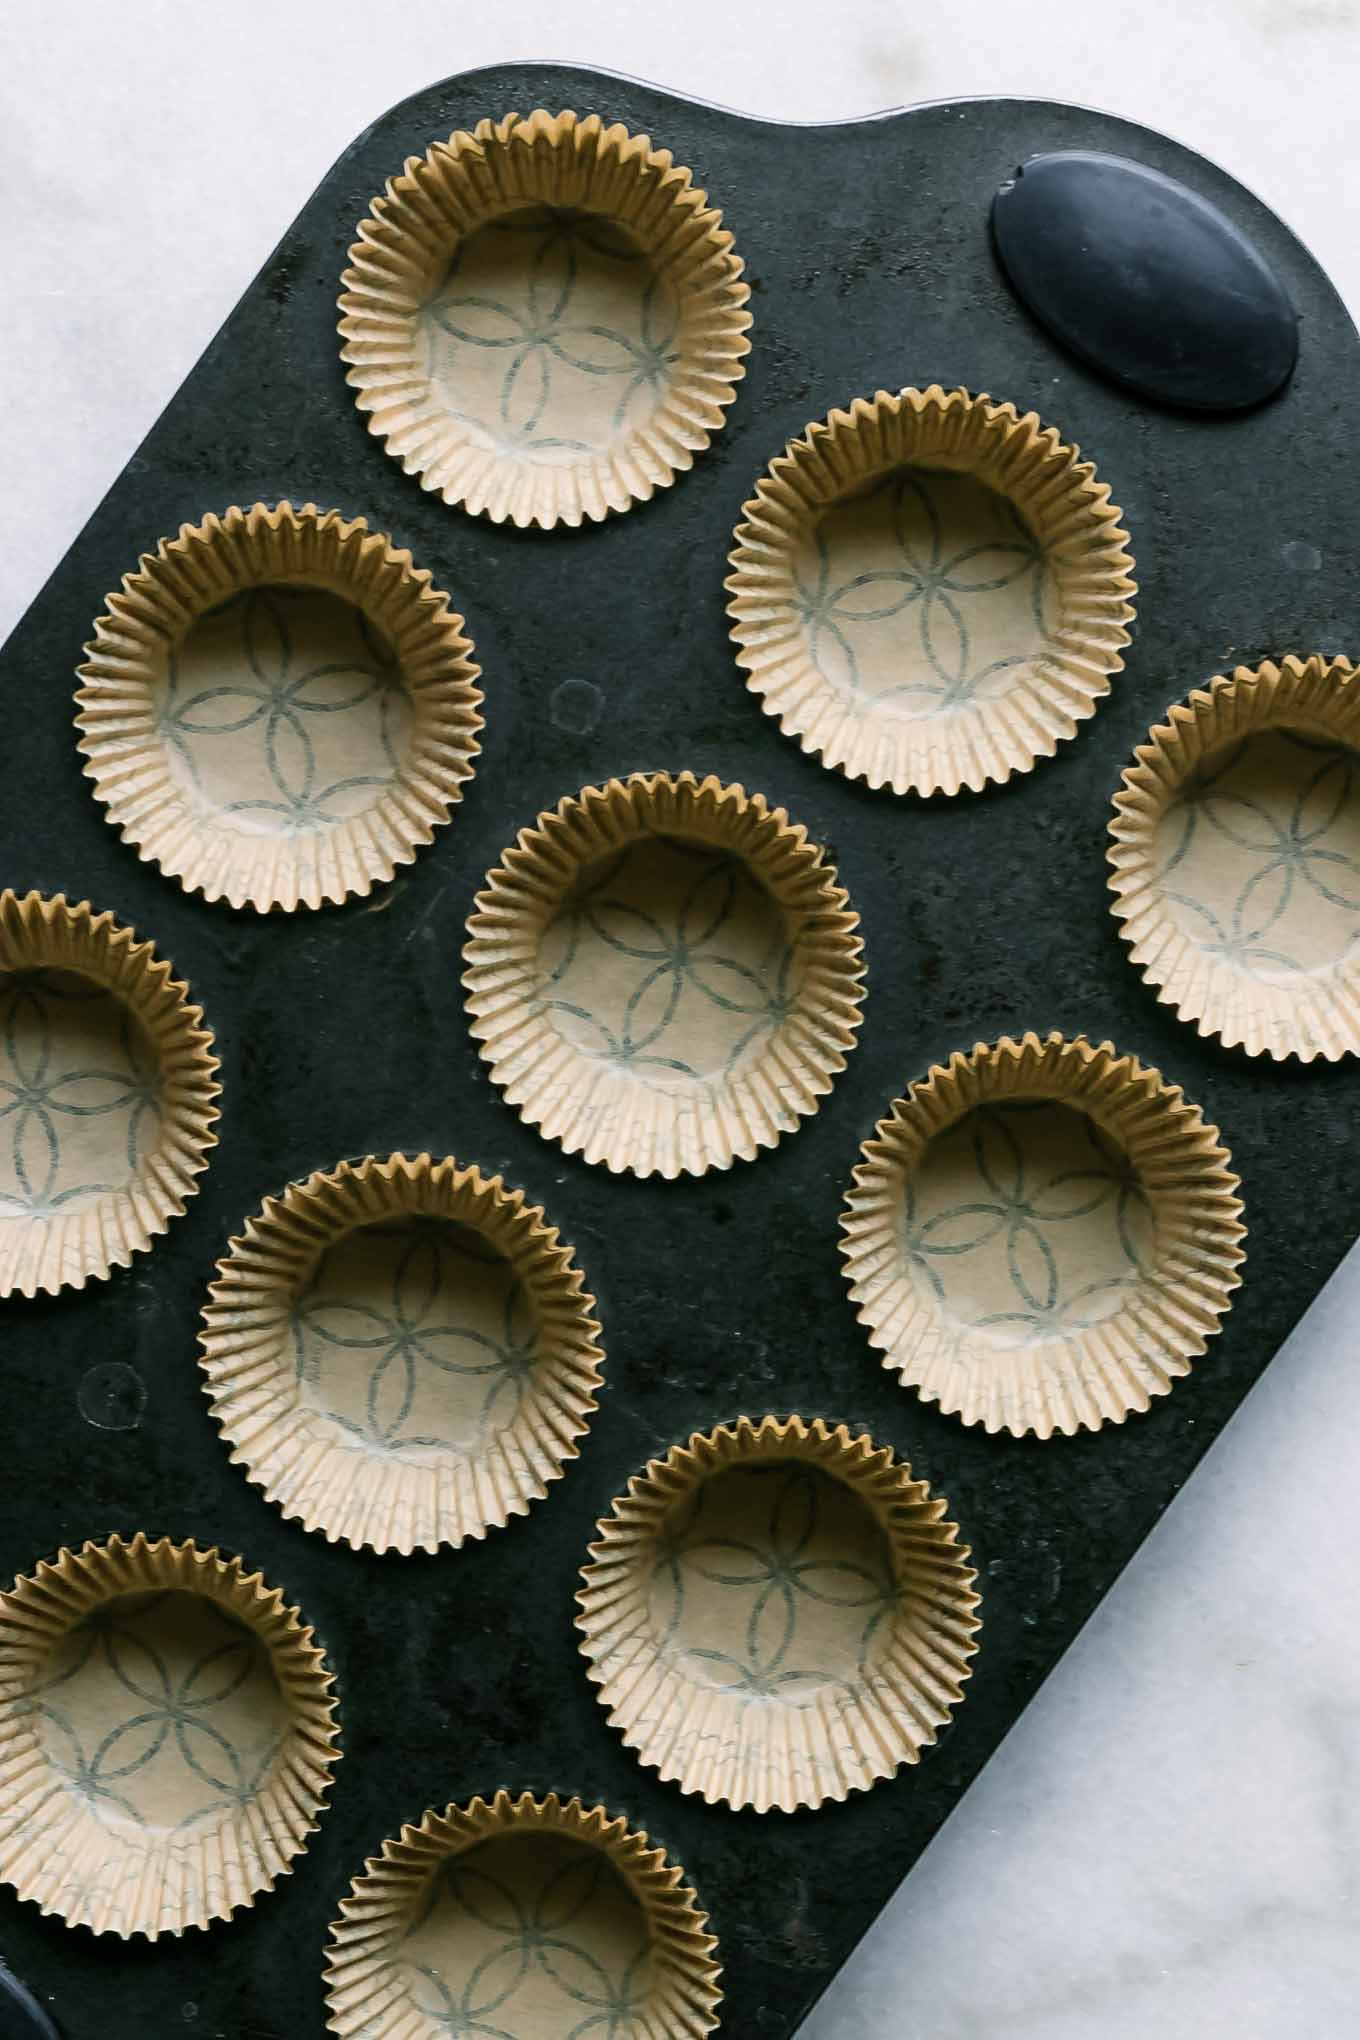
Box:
[3,6,1359,2035]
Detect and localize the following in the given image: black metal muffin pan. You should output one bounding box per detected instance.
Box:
[1,60,1358,2040]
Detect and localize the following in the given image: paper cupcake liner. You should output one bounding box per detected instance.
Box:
[339,109,751,529]
[0,891,219,1298]
[841,1032,1246,1439]
[1109,653,1360,1060]
[76,501,484,913]
[324,1791,721,2038]
[576,1414,980,1814]
[463,771,866,1178]
[200,1153,604,1556]
[726,385,1136,796]
[0,1533,339,1939]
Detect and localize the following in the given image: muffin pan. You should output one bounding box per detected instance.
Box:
[2,59,1360,2040]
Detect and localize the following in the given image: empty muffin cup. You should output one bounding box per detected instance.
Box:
[1109,653,1360,1059]
[199,1153,604,1556]
[76,501,484,912]
[0,890,219,1298]
[726,385,1136,796]
[339,109,752,529]
[576,1414,980,1813]
[0,1534,339,1938]
[324,1791,722,2038]
[841,1032,1246,1438]
[463,771,866,1177]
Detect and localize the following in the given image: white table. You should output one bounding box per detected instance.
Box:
[3,8,1358,2034]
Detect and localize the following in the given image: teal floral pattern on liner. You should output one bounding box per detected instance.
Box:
[323,1793,722,2040]
[793,466,1055,720]
[464,773,866,1179]
[1109,656,1360,1061]
[76,503,484,913]
[418,205,681,469]
[291,1216,540,1464]
[0,1535,339,1937]
[200,1155,603,1556]
[648,1462,899,1706]
[338,110,751,528]
[535,834,800,1092]
[399,1832,653,2040]
[0,969,161,1221]
[727,386,1136,797]
[33,1591,287,1837]
[1155,730,1360,973]
[161,585,409,838]
[898,1099,1155,1350]
[577,1416,980,1814]
[0,892,219,1302]
[841,1033,1246,1439]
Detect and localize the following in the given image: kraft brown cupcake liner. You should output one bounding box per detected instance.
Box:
[576,1414,980,1814]
[199,1153,604,1557]
[0,890,219,1299]
[726,384,1136,796]
[339,109,752,530]
[76,501,484,913]
[324,1791,721,2038]
[841,1031,1246,1439]
[1109,652,1360,1060]
[462,771,866,1178]
[0,1534,339,1939]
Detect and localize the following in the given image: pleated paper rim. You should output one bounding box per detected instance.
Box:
[0,1533,340,1939]
[75,501,485,913]
[323,1790,722,2038]
[841,1032,1246,1439]
[462,771,867,1178]
[1109,653,1360,1060]
[726,384,1137,796]
[576,1414,981,1814]
[199,1153,604,1556]
[338,108,752,530]
[0,891,220,1299]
